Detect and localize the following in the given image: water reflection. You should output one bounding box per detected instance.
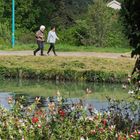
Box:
[0,79,128,99]
[0,79,128,110]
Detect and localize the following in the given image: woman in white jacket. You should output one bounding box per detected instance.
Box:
[47,26,59,56]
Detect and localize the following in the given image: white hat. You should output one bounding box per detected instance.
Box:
[40,25,45,31]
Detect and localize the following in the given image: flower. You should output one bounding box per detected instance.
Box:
[122,84,127,89]
[8,96,13,104]
[32,117,39,123]
[101,119,107,126]
[35,97,41,103]
[129,134,135,139]
[109,125,115,131]
[38,124,42,128]
[128,90,134,94]
[58,109,65,117]
[48,102,55,112]
[80,136,89,140]
[128,78,131,82]
[90,130,96,135]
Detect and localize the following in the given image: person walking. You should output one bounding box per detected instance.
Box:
[47,26,59,56]
[34,25,45,56]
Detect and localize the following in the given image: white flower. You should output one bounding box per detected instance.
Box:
[80,136,85,140]
[19,129,22,134]
[122,84,127,89]
[80,137,89,140]
[21,122,25,127]
[128,78,131,82]
[19,119,23,123]
[128,90,134,94]
[20,105,23,109]
[30,125,34,129]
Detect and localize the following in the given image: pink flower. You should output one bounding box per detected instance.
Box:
[129,134,135,139]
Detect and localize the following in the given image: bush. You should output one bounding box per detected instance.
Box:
[15,29,36,44]
[0,22,11,47]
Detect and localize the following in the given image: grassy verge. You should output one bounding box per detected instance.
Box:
[0,55,135,82]
[0,43,131,53]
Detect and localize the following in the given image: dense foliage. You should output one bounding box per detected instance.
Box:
[121,0,140,49]
[0,0,129,48]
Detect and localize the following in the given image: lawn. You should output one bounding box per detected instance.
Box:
[0,43,131,53]
[0,55,135,82]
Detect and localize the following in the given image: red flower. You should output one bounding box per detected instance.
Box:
[58,109,65,117]
[32,117,39,123]
[101,119,107,126]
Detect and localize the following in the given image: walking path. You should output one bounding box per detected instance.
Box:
[0,51,131,59]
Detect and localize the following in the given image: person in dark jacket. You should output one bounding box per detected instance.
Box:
[34,25,45,56]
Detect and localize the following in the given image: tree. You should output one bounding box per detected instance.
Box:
[88,0,112,47]
[74,0,112,47]
[0,0,4,19]
[121,0,140,49]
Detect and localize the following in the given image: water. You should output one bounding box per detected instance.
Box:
[0,79,129,110]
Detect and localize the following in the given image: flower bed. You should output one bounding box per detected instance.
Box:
[0,91,139,140]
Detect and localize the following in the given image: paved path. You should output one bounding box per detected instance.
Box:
[0,51,131,59]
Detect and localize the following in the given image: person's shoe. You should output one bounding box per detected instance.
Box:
[40,54,46,56]
[47,53,50,56]
[33,51,36,56]
[54,54,57,56]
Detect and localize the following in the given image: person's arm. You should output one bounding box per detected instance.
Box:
[36,31,43,39]
[54,32,59,40]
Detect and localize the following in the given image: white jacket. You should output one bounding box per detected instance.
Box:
[47,31,59,43]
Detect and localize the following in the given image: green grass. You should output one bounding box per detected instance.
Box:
[0,55,135,82]
[0,43,131,53]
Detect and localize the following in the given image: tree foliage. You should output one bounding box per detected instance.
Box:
[121,0,140,49]
[0,0,129,47]
[63,0,128,47]
[1,0,91,31]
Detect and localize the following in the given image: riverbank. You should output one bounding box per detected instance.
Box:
[0,55,135,83]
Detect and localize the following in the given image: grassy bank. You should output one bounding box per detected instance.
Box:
[0,43,131,53]
[0,56,135,82]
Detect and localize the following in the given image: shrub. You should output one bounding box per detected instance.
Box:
[0,89,140,139]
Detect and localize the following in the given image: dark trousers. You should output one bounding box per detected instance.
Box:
[34,40,44,55]
[47,43,56,55]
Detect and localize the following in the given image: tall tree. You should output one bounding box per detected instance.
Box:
[121,0,140,48]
